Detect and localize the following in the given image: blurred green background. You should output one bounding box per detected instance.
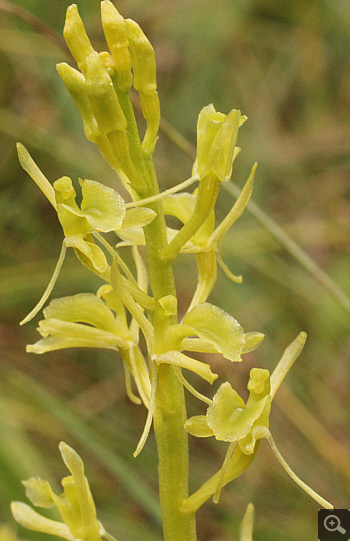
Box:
[0,0,349,540]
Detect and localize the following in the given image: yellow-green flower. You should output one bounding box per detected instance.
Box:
[132,301,263,457]
[11,443,118,541]
[182,332,333,511]
[26,293,127,354]
[26,291,151,409]
[160,302,263,363]
[193,104,246,183]
[17,144,156,326]
[185,367,271,455]
[17,142,125,273]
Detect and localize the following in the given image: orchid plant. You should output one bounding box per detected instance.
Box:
[11,3,333,540]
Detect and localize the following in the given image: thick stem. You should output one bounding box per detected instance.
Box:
[142,158,197,541]
[153,364,197,541]
[119,92,197,539]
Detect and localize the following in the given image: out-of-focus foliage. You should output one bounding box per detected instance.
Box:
[0,1,349,540]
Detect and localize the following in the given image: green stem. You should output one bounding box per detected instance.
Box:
[120,92,197,540]
[142,158,197,541]
[153,364,197,541]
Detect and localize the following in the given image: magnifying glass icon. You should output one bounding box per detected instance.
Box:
[324,514,346,534]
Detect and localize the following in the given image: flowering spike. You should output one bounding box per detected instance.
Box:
[15,3,334,535]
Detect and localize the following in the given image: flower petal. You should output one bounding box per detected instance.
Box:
[63,4,94,70]
[37,319,125,348]
[211,394,270,444]
[67,235,109,276]
[206,382,244,440]
[120,207,156,229]
[184,415,214,438]
[182,303,245,362]
[204,109,241,182]
[101,0,132,92]
[163,193,196,224]
[207,163,257,250]
[195,104,225,177]
[59,442,99,533]
[22,478,55,508]
[155,350,217,384]
[187,250,217,311]
[11,502,74,541]
[181,444,259,514]
[79,179,126,232]
[26,335,119,354]
[270,332,307,399]
[43,293,119,334]
[16,144,56,209]
[242,332,264,354]
[54,177,90,237]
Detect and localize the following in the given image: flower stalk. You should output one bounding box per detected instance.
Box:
[12,2,333,540]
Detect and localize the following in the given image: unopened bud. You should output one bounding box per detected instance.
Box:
[195,105,244,182]
[139,91,160,154]
[125,19,157,95]
[84,51,127,134]
[63,4,94,70]
[101,0,133,91]
[57,63,101,142]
